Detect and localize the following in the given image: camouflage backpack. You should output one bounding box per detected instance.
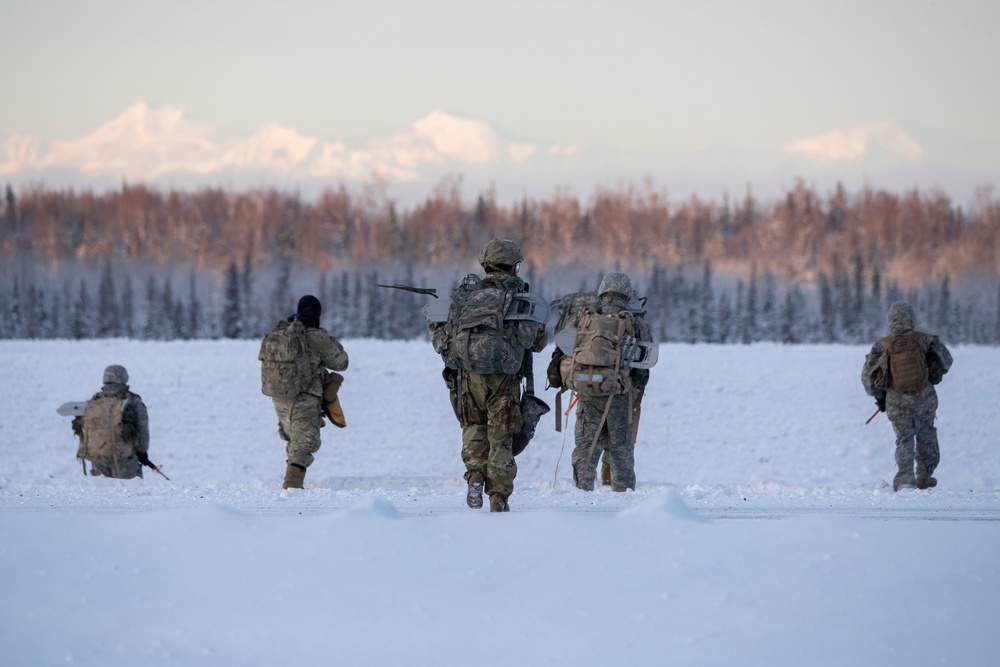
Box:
[570,306,635,396]
[79,395,134,464]
[551,291,600,335]
[259,318,313,399]
[443,276,534,375]
[880,332,929,392]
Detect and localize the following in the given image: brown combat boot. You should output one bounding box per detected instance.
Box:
[489,494,509,513]
[283,463,306,489]
[916,477,937,489]
[466,471,485,509]
[601,461,611,486]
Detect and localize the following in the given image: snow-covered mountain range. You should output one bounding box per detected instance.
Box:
[3,101,996,203]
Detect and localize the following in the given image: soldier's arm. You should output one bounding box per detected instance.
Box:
[313,330,349,372]
[427,321,450,356]
[928,335,953,373]
[530,325,548,353]
[861,342,887,396]
[124,396,150,453]
[635,316,654,343]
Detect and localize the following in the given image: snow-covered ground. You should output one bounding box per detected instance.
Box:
[2,339,999,666]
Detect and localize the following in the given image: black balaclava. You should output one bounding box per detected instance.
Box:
[294,294,322,329]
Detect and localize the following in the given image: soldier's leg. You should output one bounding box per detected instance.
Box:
[483,374,521,499]
[89,459,142,479]
[284,394,324,469]
[462,424,489,474]
[914,393,940,480]
[887,407,917,490]
[605,396,636,492]
[572,400,607,491]
[460,373,490,477]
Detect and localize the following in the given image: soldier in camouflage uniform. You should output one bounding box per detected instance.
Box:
[862,301,953,491]
[72,365,151,479]
[428,239,548,512]
[269,295,350,489]
[571,272,652,492]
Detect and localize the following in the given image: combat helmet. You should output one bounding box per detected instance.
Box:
[598,272,632,298]
[103,364,129,385]
[478,238,524,272]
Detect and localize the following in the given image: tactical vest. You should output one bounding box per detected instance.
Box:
[443,277,533,375]
[259,318,313,399]
[80,395,134,464]
[880,332,929,392]
[570,307,635,396]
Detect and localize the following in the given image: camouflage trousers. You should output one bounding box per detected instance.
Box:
[886,388,940,489]
[572,393,635,492]
[88,455,143,479]
[272,392,324,469]
[459,371,522,498]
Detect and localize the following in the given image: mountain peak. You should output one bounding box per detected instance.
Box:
[780,120,923,163]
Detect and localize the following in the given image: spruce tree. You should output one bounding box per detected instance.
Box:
[222,261,242,339]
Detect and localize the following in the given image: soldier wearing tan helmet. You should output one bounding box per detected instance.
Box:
[428,239,548,512]
[72,365,152,479]
[569,272,653,492]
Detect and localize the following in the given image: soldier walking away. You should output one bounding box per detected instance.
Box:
[427,239,548,512]
[72,365,153,479]
[568,272,653,492]
[260,295,349,490]
[862,301,953,491]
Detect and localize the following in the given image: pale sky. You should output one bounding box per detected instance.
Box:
[3,0,998,155]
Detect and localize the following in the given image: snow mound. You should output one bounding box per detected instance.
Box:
[619,490,708,522]
[344,496,401,519]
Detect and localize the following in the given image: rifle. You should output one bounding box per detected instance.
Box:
[377,284,438,298]
[146,462,171,481]
[138,452,171,480]
[865,407,881,425]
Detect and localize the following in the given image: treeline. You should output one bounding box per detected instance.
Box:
[3,179,999,285]
[1,179,999,345]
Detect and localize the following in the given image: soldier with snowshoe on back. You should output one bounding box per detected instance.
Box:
[427,239,549,512]
[260,295,349,490]
[862,301,953,491]
[557,272,653,492]
[72,364,153,479]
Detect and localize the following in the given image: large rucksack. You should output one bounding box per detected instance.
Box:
[259,318,313,398]
[79,395,134,464]
[570,306,635,396]
[443,276,535,375]
[880,332,929,392]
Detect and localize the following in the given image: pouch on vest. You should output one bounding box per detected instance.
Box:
[259,319,313,399]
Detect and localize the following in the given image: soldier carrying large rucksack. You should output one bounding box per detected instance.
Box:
[550,272,655,492]
[72,365,152,479]
[259,295,349,490]
[546,275,656,489]
[862,301,953,491]
[426,238,549,512]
